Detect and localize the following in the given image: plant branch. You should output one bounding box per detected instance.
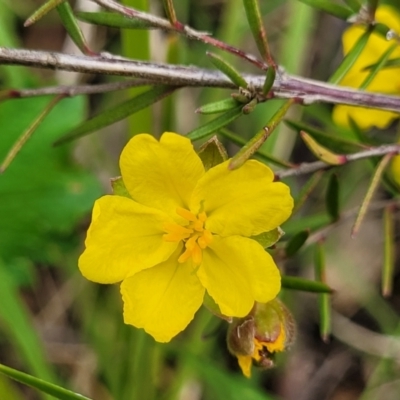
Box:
[276,143,400,179]
[2,47,400,112]
[1,79,154,99]
[94,0,267,69]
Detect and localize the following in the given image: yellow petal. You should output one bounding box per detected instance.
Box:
[120,132,205,216]
[332,105,399,130]
[198,236,281,317]
[120,249,205,342]
[191,160,293,237]
[79,195,177,284]
[237,355,252,378]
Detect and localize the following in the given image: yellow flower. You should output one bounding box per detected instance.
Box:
[333,5,400,129]
[79,132,293,342]
[227,299,296,377]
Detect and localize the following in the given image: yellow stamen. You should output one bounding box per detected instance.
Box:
[163,207,213,265]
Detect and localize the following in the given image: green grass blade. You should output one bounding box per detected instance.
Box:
[329,27,372,84]
[296,0,353,19]
[56,2,94,55]
[281,276,333,293]
[186,106,243,141]
[0,261,58,400]
[55,86,176,145]
[0,363,92,400]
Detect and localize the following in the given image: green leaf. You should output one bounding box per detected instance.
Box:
[196,98,240,115]
[110,176,132,199]
[57,2,94,55]
[329,27,372,84]
[363,55,400,73]
[242,0,271,62]
[285,119,366,153]
[296,0,353,19]
[360,43,397,89]
[0,261,58,399]
[326,173,340,221]
[229,99,293,169]
[55,86,175,144]
[382,206,395,297]
[285,230,309,257]
[293,170,323,214]
[76,11,155,29]
[207,52,247,87]
[0,362,92,400]
[219,128,293,168]
[314,242,331,341]
[0,96,101,264]
[262,66,276,95]
[281,276,333,293]
[251,227,284,248]
[186,106,243,141]
[24,0,65,26]
[197,136,228,170]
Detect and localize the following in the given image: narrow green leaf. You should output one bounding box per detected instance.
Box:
[293,170,324,214]
[55,86,175,145]
[57,2,94,55]
[219,128,293,168]
[186,106,243,141]
[343,0,361,13]
[207,52,247,87]
[326,173,340,222]
[76,11,155,29]
[314,242,331,342]
[197,136,228,170]
[285,119,366,153]
[352,153,393,238]
[285,230,309,257]
[196,98,239,115]
[364,57,400,71]
[262,66,276,95]
[0,363,92,400]
[1,95,62,173]
[242,0,272,62]
[296,0,353,19]
[281,276,333,293]
[0,262,58,399]
[162,0,178,25]
[329,27,372,84]
[251,227,284,248]
[110,176,132,199]
[360,43,397,89]
[382,206,395,297]
[24,0,65,26]
[229,99,293,169]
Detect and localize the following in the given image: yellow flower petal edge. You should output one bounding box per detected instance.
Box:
[191,160,293,237]
[121,248,205,342]
[120,132,205,216]
[332,5,400,129]
[79,195,178,284]
[198,236,281,317]
[79,132,294,342]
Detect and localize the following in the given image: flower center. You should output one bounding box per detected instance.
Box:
[163,207,213,265]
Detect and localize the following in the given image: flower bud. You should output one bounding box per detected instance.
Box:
[227,298,296,377]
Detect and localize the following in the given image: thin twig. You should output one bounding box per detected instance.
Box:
[2,48,400,112]
[1,79,155,99]
[275,144,400,179]
[94,0,267,69]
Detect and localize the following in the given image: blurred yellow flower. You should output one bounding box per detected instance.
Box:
[79,132,293,342]
[332,5,400,129]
